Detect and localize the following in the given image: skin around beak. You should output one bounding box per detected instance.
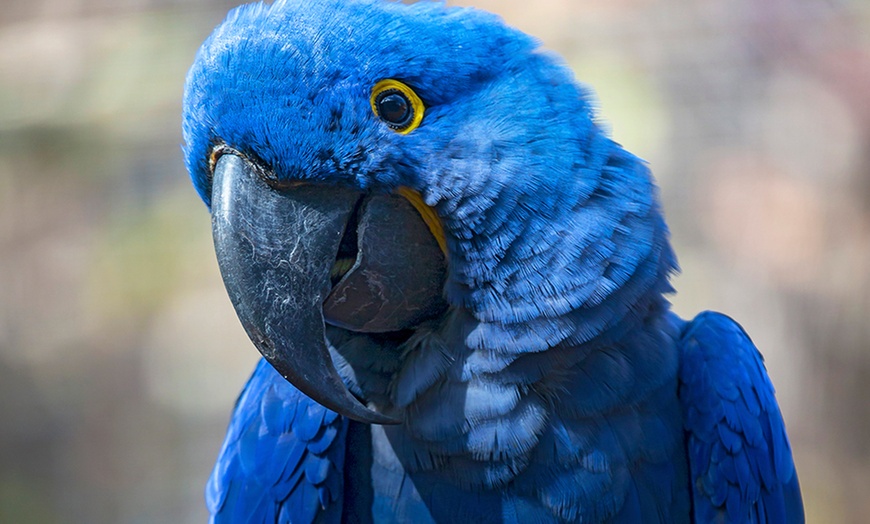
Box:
[210,153,400,425]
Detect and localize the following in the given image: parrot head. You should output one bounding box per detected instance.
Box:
[183,0,674,425]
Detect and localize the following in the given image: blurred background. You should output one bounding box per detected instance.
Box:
[0,0,867,522]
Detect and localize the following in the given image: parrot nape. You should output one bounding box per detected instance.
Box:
[182,0,804,522]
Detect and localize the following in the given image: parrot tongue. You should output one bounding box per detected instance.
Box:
[210,153,447,424]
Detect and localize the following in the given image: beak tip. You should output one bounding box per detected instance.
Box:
[358,408,403,426]
[300,378,404,425]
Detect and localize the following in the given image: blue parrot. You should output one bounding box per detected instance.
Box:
[182,0,804,522]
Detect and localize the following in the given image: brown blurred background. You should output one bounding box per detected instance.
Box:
[1,0,868,522]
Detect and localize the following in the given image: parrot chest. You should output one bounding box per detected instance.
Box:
[331,309,692,522]
[341,377,691,523]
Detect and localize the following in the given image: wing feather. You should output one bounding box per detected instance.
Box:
[207,359,347,524]
[679,311,803,523]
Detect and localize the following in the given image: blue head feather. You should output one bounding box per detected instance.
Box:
[184,0,537,203]
[182,0,676,327]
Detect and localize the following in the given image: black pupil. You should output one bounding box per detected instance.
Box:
[377,91,412,127]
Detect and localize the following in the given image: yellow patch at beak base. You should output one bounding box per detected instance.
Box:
[396,187,447,256]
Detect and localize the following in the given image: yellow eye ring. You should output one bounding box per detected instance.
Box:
[371,79,425,134]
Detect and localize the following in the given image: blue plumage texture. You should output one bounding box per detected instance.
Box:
[187,0,803,522]
[206,359,347,524]
[678,312,803,523]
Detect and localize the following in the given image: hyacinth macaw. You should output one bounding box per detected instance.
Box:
[182,0,804,522]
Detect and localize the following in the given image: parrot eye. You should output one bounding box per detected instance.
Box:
[371,79,424,134]
[377,92,411,126]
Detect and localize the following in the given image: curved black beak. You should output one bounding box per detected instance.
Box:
[210,153,400,425]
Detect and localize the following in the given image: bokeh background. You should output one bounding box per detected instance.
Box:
[1,0,868,522]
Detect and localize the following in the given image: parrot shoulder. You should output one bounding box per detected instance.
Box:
[678,311,804,523]
[206,359,347,524]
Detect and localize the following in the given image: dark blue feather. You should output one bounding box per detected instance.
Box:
[679,312,804,523]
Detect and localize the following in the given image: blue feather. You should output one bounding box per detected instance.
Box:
[206,359,347,524]
[679,312,804,523]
